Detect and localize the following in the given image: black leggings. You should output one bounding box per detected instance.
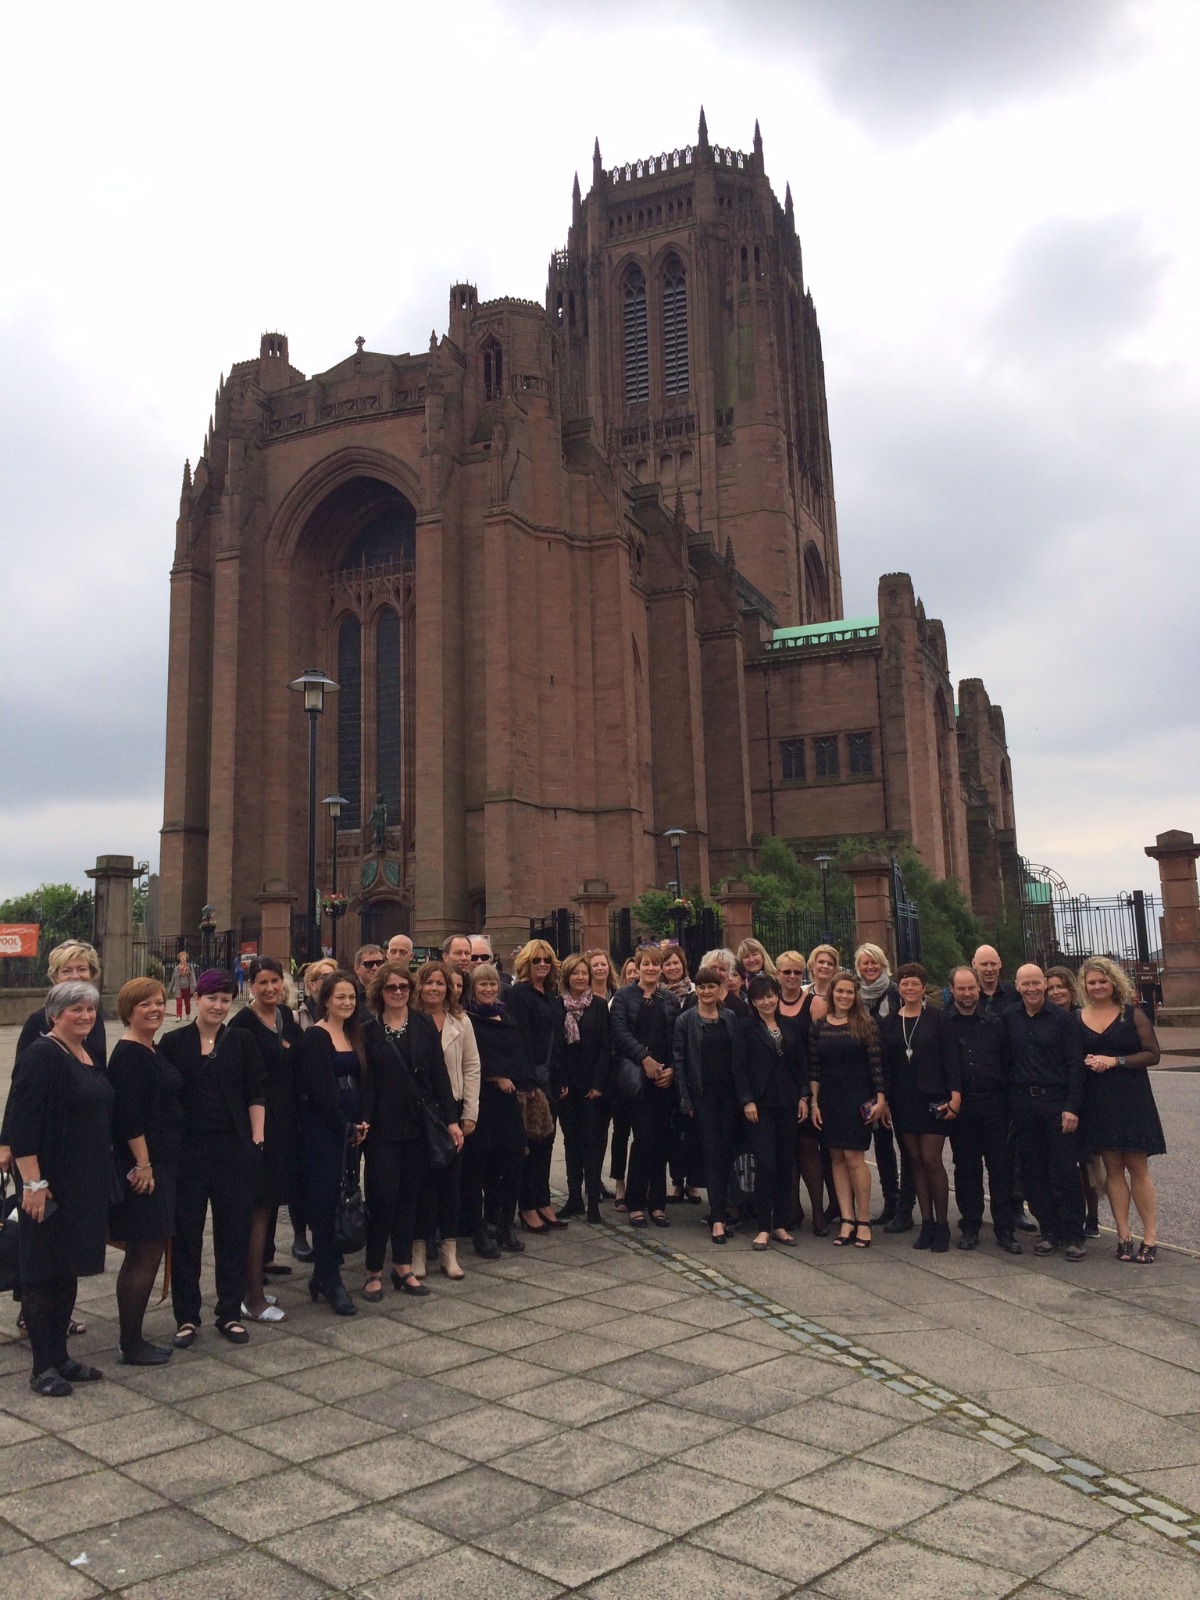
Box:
[117,1238,168,1353]
[750,1106,797,1232]
[461,1088,525,1231]
[626,1086,676,1213]
[22,1276,76,1375]
[364,1136,427,1272]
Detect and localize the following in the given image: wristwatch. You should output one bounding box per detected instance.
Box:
[23,1179,49,1191]
[1116,1055,1126,1067]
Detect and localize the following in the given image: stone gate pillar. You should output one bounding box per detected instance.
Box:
[85,855,138,1000]
[571,880,615,957]
[715,881,757,955]
[255,877,298,965]
[843,852,895,966]
[1144,829,1200,1024]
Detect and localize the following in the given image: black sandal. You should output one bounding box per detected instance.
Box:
[216,1319,249,1345]
[1134,1240,1158,1264]
[30,1370,72,1397]
[832,1221,857,1247]
[58,1359,103,1382]
[1116,1236,1136,1262]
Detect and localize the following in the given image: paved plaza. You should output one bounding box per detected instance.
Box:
[3,1021,1200,1596]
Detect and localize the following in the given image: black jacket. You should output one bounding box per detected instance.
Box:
[944,1008,1009,1099]
[552,994,610,1095]
[469,1007,538,1091]
[880,1006,960,1100]
[610,983,680,1067]
[507,982,559,1084]
[296,1026,364,1135]
[732,1013,806,1110]
[159,1021,267,1149]
[671,1005,737,1114]
[361,1011,455,1140]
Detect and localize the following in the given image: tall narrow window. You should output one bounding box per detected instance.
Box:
[337,616,362,828]
[375,609,401,823]
[663,256,689,396]
[780,739,805,781]
[848,732,873,775]
[814,736,839,779]
[482,338,502,401]
[623,267,648,404]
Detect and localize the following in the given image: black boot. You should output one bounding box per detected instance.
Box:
[558,1194,586,1219]
[931,1222,951,1253]
[472,1226,501,1260]
[884,1208,914,1234]
[586,1200,603,1224]
[495,1222,525,1253]
[912,1220,936,1250]
[872,1194,899,1227]
[309,1274,356,1316]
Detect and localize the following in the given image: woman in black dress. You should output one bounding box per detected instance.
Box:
[509,940,565,1233]
[809,972,887,1246]
[462,964,534,1255]
[296,970,370,1314]
[161,969,267,1346]
[227,957,302,1320]
[553,954,610,1223]
[108,978,182,1363]
[361,961,460,1300]
[5,981,114,1396]
[880,962,960,1254]
[733,975,809,1249]
[1078,956,1164,1263]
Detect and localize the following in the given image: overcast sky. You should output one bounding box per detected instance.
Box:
[1,0,1197,909]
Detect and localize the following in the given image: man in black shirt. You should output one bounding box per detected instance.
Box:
[971,945,1019,1017]
[945,967,1020,1253]
[1003,964,1087,1259]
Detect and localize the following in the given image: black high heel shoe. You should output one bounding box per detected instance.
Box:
[309,1275,356,1316]
[519,1214,550,1234]
[537,1209,569,1230]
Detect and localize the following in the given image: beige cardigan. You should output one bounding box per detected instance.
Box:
[438,1010,481,1125]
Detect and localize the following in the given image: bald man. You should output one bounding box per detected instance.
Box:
[386,933,414,967]
[971,946,1017,1017]
[1002,964,1087,1260]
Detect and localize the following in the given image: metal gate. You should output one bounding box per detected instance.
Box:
[528,908,580,959]
[890,857,922,965]
[1021,862,1159,991]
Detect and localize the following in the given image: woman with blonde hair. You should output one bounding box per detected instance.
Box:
[777,950,833,1235]
[1078,956,1164,1263]
[736,938,777,980]
[805,944,840,1006]
[854,942,912,1232]
[809,970,888,1246]
[509,939,565,1232]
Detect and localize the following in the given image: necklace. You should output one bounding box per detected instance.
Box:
[901,1008,922,1062]
[385,1017,408,1038]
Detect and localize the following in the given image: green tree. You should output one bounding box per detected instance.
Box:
[0,883,94,943]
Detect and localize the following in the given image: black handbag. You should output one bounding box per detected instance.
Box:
[612,1056,645,1105]
[0,1171,21,1294]
[420,1099,457,1171]
[333,1127,366,1254]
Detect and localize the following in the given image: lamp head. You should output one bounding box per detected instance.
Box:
[288,668,339,714]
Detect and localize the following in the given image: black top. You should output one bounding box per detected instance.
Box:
[361,1011,455,1140]
[732,1013,806,1110]
[469,1008,538,1091]
[808,1018,886,1096]
[671,1005,738,1113]
[880,1006,960,1100]
[977,981,1018,1017]
[701,1021,735,1090]
[159,1021,267,1144]
[553,994,610,1096]
[16,1005,108,1071]
[108,1039,184,1166]
[945,1007,1009,1097]
[1002,1001,1086,1111]
[610,983,681,1067]
[296,1026,365,1134]
[508,983,559,1081]
[227,1002,302,1074]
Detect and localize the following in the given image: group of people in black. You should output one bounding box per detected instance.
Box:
[1,928,1165,1399]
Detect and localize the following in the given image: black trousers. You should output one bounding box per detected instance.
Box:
[668,1107,704,1189]
[22,1276,76,1375]
[172,1132,254,1327]
[519,1117,556,1212]
[625,1084,675,1212]
[949,1092,1016,1235]
[559,1086,604,1202]
[604,1103,632,1181]
[1010,1090,1085,1244]
[696,1085,742,1223]
[419,1147,463,1244]
[364,1135,427,1272]
[750,1105,797,1232]
[460,1087,525,1231]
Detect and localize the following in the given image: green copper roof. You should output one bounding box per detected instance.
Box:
[765,616,879,652]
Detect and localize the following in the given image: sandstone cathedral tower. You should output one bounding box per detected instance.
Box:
[160,115,1019,958]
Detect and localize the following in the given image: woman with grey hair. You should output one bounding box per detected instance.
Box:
[4,981,115,1396]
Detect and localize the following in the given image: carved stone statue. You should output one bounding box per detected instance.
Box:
[369,792,388,852]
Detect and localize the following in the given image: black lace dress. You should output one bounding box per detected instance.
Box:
[808,1019,885,1151]
[1080,1006,1165,1156]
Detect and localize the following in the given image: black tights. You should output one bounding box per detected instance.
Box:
[22,1276,76,1375]
[901,1132,949,1223]
[117,1238,167,1353]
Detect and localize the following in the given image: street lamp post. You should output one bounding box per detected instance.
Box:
[814,853,833,946]
[663,828,687,944]
[199,902,217,970]
[322,793,349,963]
[288,669,339,966]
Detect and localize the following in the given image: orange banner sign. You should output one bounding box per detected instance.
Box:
[0,924,39,957]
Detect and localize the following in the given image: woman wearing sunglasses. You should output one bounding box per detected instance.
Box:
[509,940,565,1233]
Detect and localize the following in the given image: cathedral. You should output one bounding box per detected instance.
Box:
[159,113,1019,959]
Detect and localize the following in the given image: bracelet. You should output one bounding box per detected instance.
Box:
[136,1164,152,1172]
[23,1179,49,1192]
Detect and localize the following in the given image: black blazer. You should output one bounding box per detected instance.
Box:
[296,1026,365,1134]
[361,1011,455,1140]
[731,1014,805,1109]
[551,994,610,1095]
[469,1008,537,1091]
[159,1021,267,1149]
[881,1006,960,1100]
